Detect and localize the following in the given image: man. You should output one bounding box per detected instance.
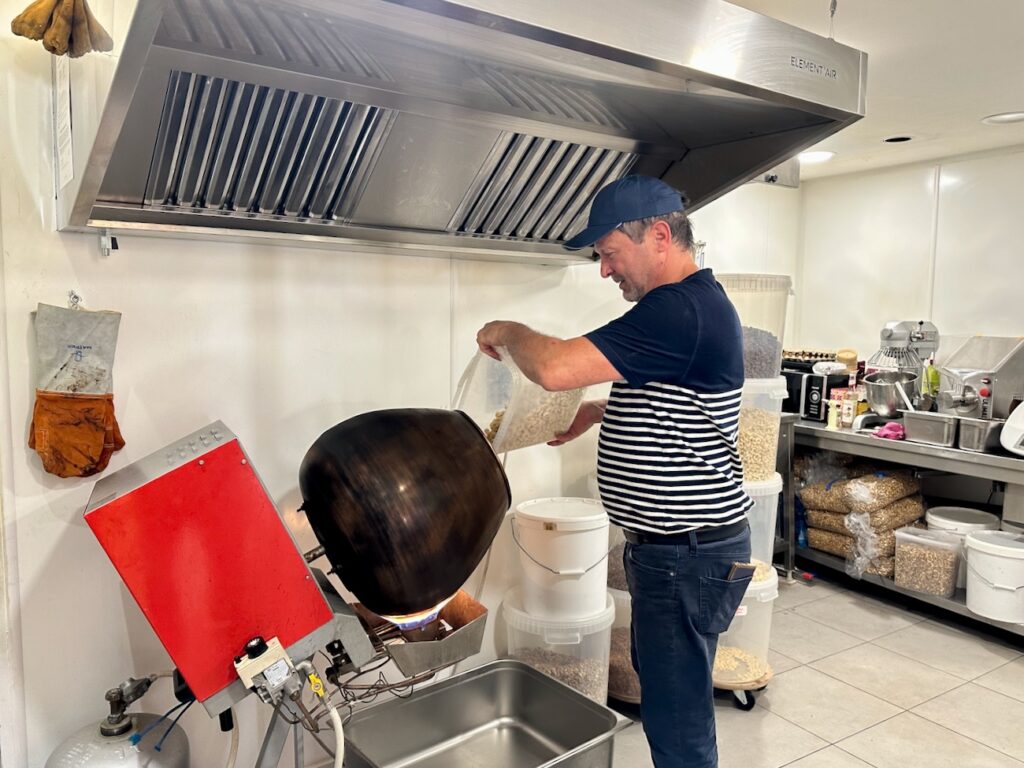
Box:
[476,175,753,768]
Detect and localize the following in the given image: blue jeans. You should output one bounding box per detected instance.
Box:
[624,526,752,768]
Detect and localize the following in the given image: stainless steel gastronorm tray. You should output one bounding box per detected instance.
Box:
[343,660,632,768]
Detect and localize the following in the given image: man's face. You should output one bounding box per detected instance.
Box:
[594,229,652,302]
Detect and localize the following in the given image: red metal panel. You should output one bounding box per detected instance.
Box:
[85,439,332,702]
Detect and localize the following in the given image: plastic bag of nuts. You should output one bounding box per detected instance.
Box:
[800,479,852,513]
[843,471,919,514]
[453,349,585,453]
[894,527,960,597]
[808,496,925,535]
[807,527,896,558]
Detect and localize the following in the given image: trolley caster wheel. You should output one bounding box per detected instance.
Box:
[732,690,756,711]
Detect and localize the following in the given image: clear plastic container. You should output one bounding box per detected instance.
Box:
[739,377,788,482]
[925,506,1000,589]
[607,587,640,703]
[454,350,585,453]
[894,527,961,597]
[717,274,793,379]
[502,587,615,703]
[745,473,783,564]
[714,561,778,686]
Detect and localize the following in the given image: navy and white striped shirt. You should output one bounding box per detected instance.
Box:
[585,269,752,534]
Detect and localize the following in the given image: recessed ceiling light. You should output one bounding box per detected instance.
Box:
[884,136,913,143]
[982,112,1024,125]
[797,150,835,164]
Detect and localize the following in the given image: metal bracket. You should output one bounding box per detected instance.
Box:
[99,229,119,258]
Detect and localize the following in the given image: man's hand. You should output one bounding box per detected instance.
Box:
[548,400,607,446]
[476,321,522,360]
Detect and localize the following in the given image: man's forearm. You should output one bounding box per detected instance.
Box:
[500,323,564,386]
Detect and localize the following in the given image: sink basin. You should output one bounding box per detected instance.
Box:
[343,660,632,768]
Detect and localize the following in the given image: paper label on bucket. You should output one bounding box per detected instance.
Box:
[734,605,748,617]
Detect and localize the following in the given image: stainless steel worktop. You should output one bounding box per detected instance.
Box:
[793,419,1024,484]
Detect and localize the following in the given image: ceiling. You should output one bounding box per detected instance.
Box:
[730,0,1024,179]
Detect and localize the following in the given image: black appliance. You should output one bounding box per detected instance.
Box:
[782,366,851,421]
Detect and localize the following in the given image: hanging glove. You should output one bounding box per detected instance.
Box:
[28,303,124,478]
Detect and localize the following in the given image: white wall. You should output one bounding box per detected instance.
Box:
[794,145,1024,359]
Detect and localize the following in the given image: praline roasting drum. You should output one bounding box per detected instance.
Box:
[299,409,510,619]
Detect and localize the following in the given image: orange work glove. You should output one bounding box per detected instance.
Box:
[28,390,125,478]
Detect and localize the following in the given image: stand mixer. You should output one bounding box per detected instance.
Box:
[866,321,940,381]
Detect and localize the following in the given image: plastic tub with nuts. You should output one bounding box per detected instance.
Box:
[714,561,778,707]
[717,274,792,378]
[607,587,640,704]
[738,377,788,482]
[894,527,961,597]
[502,587,615,704]
[454,349,585,453]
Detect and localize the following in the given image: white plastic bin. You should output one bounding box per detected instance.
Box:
[607,588,640,703]
[503,587,615,703]
[717,274,793,379]
[454,350,585,453]
[894,527,961,598]
[745,473,783,564]
[964,531,1024,623]
[714,562,778,686]
[513,498,610,620]
[926,506,1000,589]
[1002,518,1024,534]
[739,378,788,482]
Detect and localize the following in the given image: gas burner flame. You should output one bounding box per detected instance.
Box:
[381,595,453,631]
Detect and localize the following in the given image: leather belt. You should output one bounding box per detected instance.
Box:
[622,520,749,546]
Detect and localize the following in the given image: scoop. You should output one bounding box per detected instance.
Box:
[895,381,915,411]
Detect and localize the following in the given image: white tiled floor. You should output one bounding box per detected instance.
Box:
[611,573,1024,768]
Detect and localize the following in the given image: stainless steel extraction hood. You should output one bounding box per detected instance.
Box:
[61,0,867,264]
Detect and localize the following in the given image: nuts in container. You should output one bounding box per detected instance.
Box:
[894,527,960,597]
[737,378,787,482]
[454,349,585,453]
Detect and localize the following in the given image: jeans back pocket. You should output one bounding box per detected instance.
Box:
[699,574,752,635]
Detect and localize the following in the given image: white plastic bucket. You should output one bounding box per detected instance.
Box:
[745,473,783,564]
[964,531,1024,623]
[513,498,610,620]
[926,506,1000,589]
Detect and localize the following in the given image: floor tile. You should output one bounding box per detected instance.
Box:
[976,657,1024,703]
[757,666,900,742]
[783,746,875,767]
[613,724,653,768]
[874,620,1020,679]
[716,705,826,768]
[775,576,845,612]
[809,643,962,709]
[913,683,1024,762]
[769,611,863,664]
[793,591,921,641]
[838,711,1024,768]
[769,649,802,675]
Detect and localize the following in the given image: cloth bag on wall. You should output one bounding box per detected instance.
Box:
[28,303,125,477]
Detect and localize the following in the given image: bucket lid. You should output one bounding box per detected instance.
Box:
[502,588,616,635]
[965,530,1024,558]
[742,376,788,399]
[1002,519,1024,533]
[515,497,608,531]
[926,506,1000,533]
[745,473,783,497]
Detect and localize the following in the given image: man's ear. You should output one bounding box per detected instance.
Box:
[649,219,673,253]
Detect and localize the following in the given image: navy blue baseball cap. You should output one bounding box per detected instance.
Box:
[563,175,685,251]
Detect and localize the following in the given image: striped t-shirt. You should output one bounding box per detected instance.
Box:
[585,269,752,534]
